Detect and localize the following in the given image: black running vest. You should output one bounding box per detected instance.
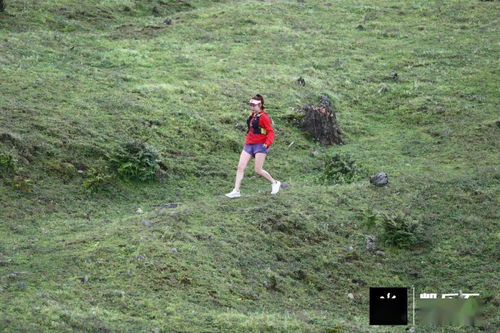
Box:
[246,113,267,135]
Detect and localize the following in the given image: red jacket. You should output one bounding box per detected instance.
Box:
[245,111,275,148]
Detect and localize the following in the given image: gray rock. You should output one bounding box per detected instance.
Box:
[365,235,377,250]
[163,18,172,25]
[348,293,355,299]
[280,183,289,189]
[377,84,388,94]
[142,219,152,226]
[310,151,319,157]
[136,254,147,261]
[155,203,181,209]
[370,172,388,186]
[171,248,177,253]
[81,275,89,283]
[234,122,246,132]
[375,250,385,256]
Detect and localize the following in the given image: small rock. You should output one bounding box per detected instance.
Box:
[81,275,89,283]
[156,203,181,209]
[370,172,388,186]
[163,18,172,25]
[351,278,366,285]
[365,235,377,251]
[377,84,388,94]
[280,183,289,189]
[142,219,152,226]
[356,24,364,30]
[375,250,385,256]
[348,293,355,299]
[0,257,12,266]
[171,248,177,253]
[136,208,143,214]
[310,151,319,157]
[345,246,354,251]
[84,259,93,264]
[234,122,246,131]
[136,254,147,261]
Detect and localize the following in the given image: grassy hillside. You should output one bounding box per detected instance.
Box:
[1,0,498,331]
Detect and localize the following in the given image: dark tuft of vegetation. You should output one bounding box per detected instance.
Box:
[317,151,365,185]
[109,140,161,182]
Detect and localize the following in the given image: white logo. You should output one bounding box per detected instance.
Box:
[380,293,397,299]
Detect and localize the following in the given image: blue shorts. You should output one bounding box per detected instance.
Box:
[243,144,269,157]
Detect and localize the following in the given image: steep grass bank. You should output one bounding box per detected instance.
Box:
[1,0,498,331]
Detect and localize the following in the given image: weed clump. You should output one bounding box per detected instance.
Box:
[109,140,160,182]
[0,151,17,175]
[379,211,424,249]
[318,152,364,184]
[0,151,33,192]
[360,207,425,249]
[82,166,113,193]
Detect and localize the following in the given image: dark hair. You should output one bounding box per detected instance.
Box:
[252,94,266,111]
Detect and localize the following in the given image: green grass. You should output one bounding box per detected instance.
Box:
[1,0,499,331]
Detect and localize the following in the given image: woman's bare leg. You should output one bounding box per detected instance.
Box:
[234,150,252,191]
[254,153,276,184]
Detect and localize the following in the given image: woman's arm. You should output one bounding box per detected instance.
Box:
[261,114,275,148]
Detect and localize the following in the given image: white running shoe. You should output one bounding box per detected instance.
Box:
[271,181,281,194]
[225,189,241,198]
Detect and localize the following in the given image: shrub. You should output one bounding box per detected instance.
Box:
[0,151,17,176]
[379,211,424,249]
[82,166,113,193]
[109,140,160,182]
[359,207,425,249]
[12,176,33,193]
[47,161,77,180]
[318,152,364,184]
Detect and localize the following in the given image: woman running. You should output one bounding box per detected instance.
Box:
[225,94,281,198]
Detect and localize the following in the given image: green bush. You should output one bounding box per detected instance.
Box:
[318,152,364,184]
[359,207,425,249]
[109,140,160,182]
[82,166,113,193]
[380,211,424,249]
[0,151,17,176]
[12,176,33,193]
[47,161,77,180]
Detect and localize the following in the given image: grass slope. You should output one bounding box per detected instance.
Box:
[1,0,499,331]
